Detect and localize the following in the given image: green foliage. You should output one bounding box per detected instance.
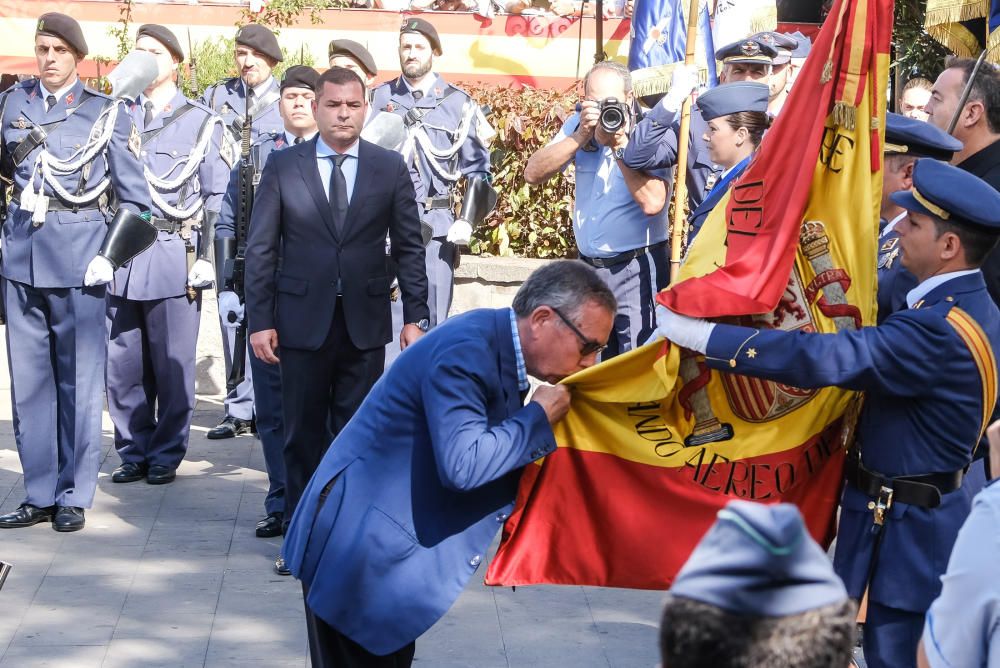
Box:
[893,0,949,81]
[238,0,349,28]
[182,38,316,96]
[107,0,136,60]
[465,83,577,259]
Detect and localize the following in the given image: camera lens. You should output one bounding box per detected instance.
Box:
[599,106,625,133]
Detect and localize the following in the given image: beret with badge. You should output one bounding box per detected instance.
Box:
[35,12,88,57]
[280,65,319,92]
[235,24,283,63]
[136,24,184,63]
[400,17,442,56]
[328,39,378,78]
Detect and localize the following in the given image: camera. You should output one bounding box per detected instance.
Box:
[598,97,629,133]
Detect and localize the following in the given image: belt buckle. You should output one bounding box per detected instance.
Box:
[867,485,894,526]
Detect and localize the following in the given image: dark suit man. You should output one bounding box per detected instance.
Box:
[245,67,430,567]
[283,261,615,666]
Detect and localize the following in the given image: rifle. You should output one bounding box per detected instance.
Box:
[187,29,198,95]
[226,91,253,392]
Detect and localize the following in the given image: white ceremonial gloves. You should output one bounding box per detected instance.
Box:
[660,64,701,113]
[218,291,244,330]
[83,255,115,287]
[654,304,715,354]
[446,219,473,246]
[187,258,215,288]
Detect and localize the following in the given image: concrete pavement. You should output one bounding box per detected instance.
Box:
[0,303,665,667]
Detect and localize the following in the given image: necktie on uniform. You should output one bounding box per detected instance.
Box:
[143,101,155,127]
[329,154,349,233]
[46,95,57,112]
[412,90,423,101]
[246,87,255,117]
[294,136,304,145]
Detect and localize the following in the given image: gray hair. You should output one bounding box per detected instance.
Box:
[512,260,616,320]
[584,60,633,96]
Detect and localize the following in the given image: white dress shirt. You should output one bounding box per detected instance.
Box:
[315,135,360,204]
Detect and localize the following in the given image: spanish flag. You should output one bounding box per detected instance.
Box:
[485,0,893,589]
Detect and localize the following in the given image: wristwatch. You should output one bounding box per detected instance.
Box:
[409,318,430,332]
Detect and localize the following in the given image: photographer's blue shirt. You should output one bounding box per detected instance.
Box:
[552,112,670,259]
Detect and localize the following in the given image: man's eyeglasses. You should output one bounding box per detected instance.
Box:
[550,306,607,357]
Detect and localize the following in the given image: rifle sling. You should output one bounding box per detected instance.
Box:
[141,103,197,144]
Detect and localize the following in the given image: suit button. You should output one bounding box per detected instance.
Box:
[469,555,481,567]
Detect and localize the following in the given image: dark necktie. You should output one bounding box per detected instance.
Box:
[329,154,349,233]
[46,95,57,112]
[246,87,255,116]
[294,136,304,145]
[412,90,423,101]
[143,101,155,127]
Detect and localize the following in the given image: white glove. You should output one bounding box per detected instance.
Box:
[660,64,701,113]
[654,304,715,353]
[218,291,244,330]
[446,219,473,246]
[187,258,215,288]
[83,255,115,287]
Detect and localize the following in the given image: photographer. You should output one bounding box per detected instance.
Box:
[525,61,669,359]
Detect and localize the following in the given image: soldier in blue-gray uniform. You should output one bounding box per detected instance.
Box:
[216,65,318,542]
[0,14,153,531]
[200,23,284,440]
[372,18,492,342]
[877,113,963,323]
[655,159,1000,668]
[623,37,777,213]
[106,25,229,486]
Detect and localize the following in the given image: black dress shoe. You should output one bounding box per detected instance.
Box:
[0,504,55,528]
[112,462,148,483]
[255,512,284,538]
[146,465,177,485]
[53,506,85,532]
[207,415,256,440]
[274,556,291,576]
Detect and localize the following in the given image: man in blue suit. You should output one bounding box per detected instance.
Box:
[655,159,1000,668]
[245,67,430,575]
[283,260,615,666]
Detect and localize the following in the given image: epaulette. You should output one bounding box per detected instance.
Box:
[910,297,958,315]
[185,96,218,116]
[82,84,114,101]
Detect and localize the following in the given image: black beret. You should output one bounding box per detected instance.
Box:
[280,65,319,92]
[235,24,283,63]
[136,24,184,63]
[400,17,441,55]
[328,39,377,78]
[36,13,88,57]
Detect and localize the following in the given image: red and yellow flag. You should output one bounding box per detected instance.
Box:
[486,0,893,590]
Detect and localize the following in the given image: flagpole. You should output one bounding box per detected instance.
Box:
[947,48,989,135]
[668,0,702,281]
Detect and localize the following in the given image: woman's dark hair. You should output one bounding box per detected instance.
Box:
[722,111,772,149]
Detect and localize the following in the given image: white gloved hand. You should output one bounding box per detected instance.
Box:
[187,258,215,288]
[660,64,702,113]
[446,219,473,246]
[654,304,715,353]
[83,255,115,287]
[218,291,244,330]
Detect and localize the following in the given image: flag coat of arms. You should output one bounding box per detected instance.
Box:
[486,0,893,590]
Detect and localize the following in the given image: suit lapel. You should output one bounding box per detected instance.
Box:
[495,309,522,412]
[298,137,339,241]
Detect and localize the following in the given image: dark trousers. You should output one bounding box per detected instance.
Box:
[863,602,923,668]
[279,299,383,521]
[248,337,285,515]
[303,584,415,668]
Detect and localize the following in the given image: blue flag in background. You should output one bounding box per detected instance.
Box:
[628,0,716,98]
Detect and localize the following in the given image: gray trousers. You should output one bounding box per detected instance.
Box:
[220,315,255,420]
[5,279,107,508]
[106,293,201,469]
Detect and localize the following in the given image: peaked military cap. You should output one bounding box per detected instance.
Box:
[670,501,848,617]
[753,31,798,65]
[884,112,963,161]
[280,65,319,92]
[400,17,442,55]
[36,13,88,57]
[714,37,778,66]
[892,159,1000,230]
[235,24,283,63]
[328,39,378,78]
[698,82,770,121]
[136,24,184,63]
[787,31,812,58]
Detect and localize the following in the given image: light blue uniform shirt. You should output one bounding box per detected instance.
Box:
[922,479,1000,668]
[552,112,670,259]
[316,136,359,204]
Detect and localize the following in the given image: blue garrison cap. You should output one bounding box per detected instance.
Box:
[697,82,770,121]
[754,31,798,65]
[891,159,1000,230]
[670,501,848,617]
[787,31,812,58]
[885,112,963,161]
[715,37,778,66]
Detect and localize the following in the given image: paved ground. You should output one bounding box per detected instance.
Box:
[0,306,665,667]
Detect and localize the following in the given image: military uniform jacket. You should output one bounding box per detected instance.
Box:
[199,76,283,148]
[216,130,288,241]
[876,224,917,324]
[622,103,720,212]
[704,271,1000,612]
[371,74,490,237]
[109,91,228,301]
[686,156,750,244]
[0,78,148,288]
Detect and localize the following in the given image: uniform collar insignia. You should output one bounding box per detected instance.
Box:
[386,102,395,112]
[276,137,285,147]
[65,93,73,106]
[164,103,172,114]
[433,87,443,97]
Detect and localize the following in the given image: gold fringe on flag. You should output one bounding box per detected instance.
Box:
[924,0,987,26]
[631,63,712,98]
[832,102,857,131]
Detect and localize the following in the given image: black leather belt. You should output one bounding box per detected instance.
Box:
[845,454,964,509]
[10,191,99,213]
[424,195,452,210]
[580,240,668,269]
[151,217,183,234]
